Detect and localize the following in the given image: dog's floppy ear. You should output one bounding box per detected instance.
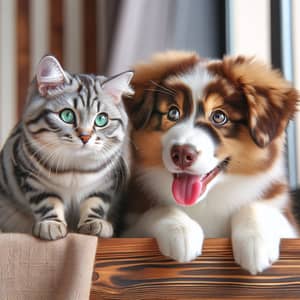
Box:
[209,56,299,147]
[244,81,298,147]
[124,50,200,129]
[243,60,298,148]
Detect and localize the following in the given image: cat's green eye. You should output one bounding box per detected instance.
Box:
[60,109,75,124]
[95,113,109,127]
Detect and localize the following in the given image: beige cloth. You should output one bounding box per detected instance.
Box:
[0,233,98,300]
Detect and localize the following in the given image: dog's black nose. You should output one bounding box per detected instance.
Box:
[171,144,198,169]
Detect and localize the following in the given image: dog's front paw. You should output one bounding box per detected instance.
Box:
[33,220,67,240]
[156,219,204,262]
[232,232,280,275]
[78,219,113,238]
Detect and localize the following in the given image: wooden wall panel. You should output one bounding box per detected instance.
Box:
[30,0,49,77]
[83,0,97,73]
[0,0,17,145]
[63,0,83,73]
[50,0,64,63]
[17,0,30,118]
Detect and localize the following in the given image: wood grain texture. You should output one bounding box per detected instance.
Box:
[91,238,300,299]
[83,0,97,74]
[50,0,63,63]
[17,0,30,118]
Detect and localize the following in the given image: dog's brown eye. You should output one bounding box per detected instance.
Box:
[211,110,228,126]
[167,106,180,122]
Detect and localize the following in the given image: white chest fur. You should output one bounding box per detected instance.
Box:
[138,159,285,238]
[31,169,107,203]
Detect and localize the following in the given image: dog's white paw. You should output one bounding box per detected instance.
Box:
[156,219,204,263]
[232,232,280,275]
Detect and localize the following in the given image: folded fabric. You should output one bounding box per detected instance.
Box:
[0,233,98,300]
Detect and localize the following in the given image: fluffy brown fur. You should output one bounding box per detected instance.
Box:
[121,50,299,274]
[124,51,297,205]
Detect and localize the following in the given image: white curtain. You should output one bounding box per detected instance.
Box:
[108,0,224,75]
[108,0,176,75]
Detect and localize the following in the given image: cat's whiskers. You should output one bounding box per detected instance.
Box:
[99,144,119,169]
[35,146,56,177]
[22,139,55,170]
[55,151,61,175]
[61,148,68,174]
[54,147,67,175]
[47,147,60,176]
[101,144,127,178]
[23,139,61,177]
[23,138,55,157]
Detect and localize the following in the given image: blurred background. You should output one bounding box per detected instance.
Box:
[0,0,299,188]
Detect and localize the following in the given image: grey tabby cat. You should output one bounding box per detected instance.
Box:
[0,55,133,240]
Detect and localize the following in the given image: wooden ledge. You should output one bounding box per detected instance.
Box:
[91,238,300,299]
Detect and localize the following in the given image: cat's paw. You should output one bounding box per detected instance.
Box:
[78,219,113,238]
[33,220,67,240]
[156,219,204,262]
[232,232,280,275]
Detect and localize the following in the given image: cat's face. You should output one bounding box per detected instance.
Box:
[23,56,133,169]
[35,76,127,154]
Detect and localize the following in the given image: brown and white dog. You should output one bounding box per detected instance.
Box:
[122,51,299,275]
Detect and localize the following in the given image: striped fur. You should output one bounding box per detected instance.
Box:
[0,55,133,240]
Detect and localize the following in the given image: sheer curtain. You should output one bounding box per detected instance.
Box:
[108,0,225,75]
[108,0,176,75]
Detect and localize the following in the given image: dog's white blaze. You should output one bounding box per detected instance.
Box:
[176,63,212,101]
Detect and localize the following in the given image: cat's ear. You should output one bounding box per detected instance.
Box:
[36,55,69,96]
[101,71,134,104]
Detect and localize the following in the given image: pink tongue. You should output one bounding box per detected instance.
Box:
[172,174,205,206]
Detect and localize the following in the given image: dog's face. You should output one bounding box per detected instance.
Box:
[126,53,298,207]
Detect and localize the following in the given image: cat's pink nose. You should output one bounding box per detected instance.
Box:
[79,134,91,144]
